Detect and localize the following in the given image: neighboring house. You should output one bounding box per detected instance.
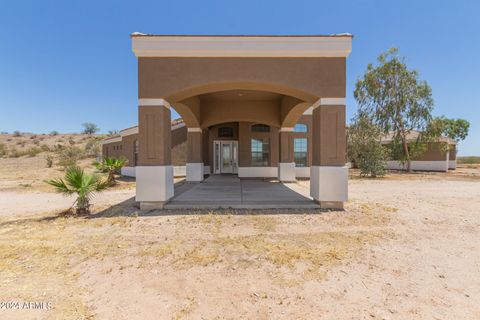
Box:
[103,33,352,209]
[102,119,187,177]
[381,131,457,172]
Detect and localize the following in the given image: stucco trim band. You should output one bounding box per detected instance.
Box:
[136,166,174,202]
[186,163,204,182]
[312,97,346,109]
[121,166,136,177]
[238,167,278,178]
[279,127,294,132]
[187,127,202,133]
[386,161,449,172]
[310,166,348,202]
[132,36,352,58]
[278,162,296,182]
[138,98,171,109]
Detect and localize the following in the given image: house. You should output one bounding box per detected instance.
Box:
[381,131,457,172]
[103,34,353,209]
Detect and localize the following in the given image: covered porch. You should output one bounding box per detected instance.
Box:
[131,34,352,210]
[165,175,319,209]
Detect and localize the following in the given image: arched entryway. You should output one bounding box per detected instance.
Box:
[132,34,351,210]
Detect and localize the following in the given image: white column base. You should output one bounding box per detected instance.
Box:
[448,160,456,170]
[120,166,136,177]
[278,162,296,182]
[186,163,204,182]
[310,166,348,202]
[136,166,174,203]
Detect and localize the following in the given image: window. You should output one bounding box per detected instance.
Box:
[251,124,270,132]
[134,140,139,166]
[294,138,308,167]
[218,126,233,138]
[251,138,269,166]
[294,123,308,133]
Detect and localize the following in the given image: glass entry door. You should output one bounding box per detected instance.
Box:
[214,140,238,174]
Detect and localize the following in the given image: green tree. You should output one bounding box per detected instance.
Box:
[348,114,389,177]
[428,116,470,143]
[45,166,110,215]
[354,48,435,172]
[95,157,127,185]
[82,122,100,135]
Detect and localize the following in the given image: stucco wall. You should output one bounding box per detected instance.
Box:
[138,57,346,103]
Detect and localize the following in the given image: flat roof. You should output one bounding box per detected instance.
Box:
[131,33,353,38]
[131,33,353,58]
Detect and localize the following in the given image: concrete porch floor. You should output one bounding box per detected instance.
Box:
[164,175,320,209]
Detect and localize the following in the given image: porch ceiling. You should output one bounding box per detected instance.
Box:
[199,90,282,102]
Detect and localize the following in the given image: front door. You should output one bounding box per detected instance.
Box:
[214,140,238,174]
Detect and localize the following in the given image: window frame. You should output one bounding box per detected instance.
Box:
[293,138,308,167]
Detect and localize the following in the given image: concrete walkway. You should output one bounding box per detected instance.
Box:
[164,175,319,209]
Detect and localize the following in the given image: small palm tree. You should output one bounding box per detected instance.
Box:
[95,157,127,185]
[46,166,110,215]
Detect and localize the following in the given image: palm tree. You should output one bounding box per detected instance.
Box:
[95,157,127,185]
[46,166,110,215]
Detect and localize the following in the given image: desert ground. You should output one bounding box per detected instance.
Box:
[0,145,479,319]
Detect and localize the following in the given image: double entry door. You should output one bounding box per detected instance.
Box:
[213,140,238,174]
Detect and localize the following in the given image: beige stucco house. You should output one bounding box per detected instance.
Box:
[104,34,353,209]
[381,131,457,172]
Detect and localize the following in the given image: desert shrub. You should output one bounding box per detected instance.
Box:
[85,137,102,156]
[13,131,22,137]
[33,139,40,145]
[56,138,64,143]
[56,146,85,169]
[8,147,19,158]
[30,135,37,140]
[50,130,59,136]
[45,155,54,168]
[348,114,388,177]
[457,156,480,164]
[40,144,50,152]
[68,138,76,145]
[16,140,26,147]
[26,147,42,157]
[0,143,6,157]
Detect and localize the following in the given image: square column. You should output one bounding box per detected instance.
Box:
[186,128,204,182]
[136,99,174,209]
[310,98,348,209]
[278,129,296,182]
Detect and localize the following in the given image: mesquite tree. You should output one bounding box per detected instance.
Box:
[354,48,434,172]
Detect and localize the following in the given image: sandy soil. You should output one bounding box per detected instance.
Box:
[0,170,479,319]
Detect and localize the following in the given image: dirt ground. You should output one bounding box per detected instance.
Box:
[0,164,479,319]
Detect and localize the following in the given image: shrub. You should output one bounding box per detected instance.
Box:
[46,155,54,168]
[13,131,22,137]
[50,130,59,136]
[85,137,102,156]
[0,143,6,157]
[68,138,76,145]
[348,114,388,177]
[56,146,85,169]
[30,135,37,140]
[96,157,127,184]
[40,144,50,152]
[457,156,480,164]
[26,147,42,157]
[33,139,40,145]
[45,166,110,215]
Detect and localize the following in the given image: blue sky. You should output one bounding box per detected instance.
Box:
[0,0,478,155]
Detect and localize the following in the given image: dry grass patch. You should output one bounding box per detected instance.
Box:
[0,214,137,319]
